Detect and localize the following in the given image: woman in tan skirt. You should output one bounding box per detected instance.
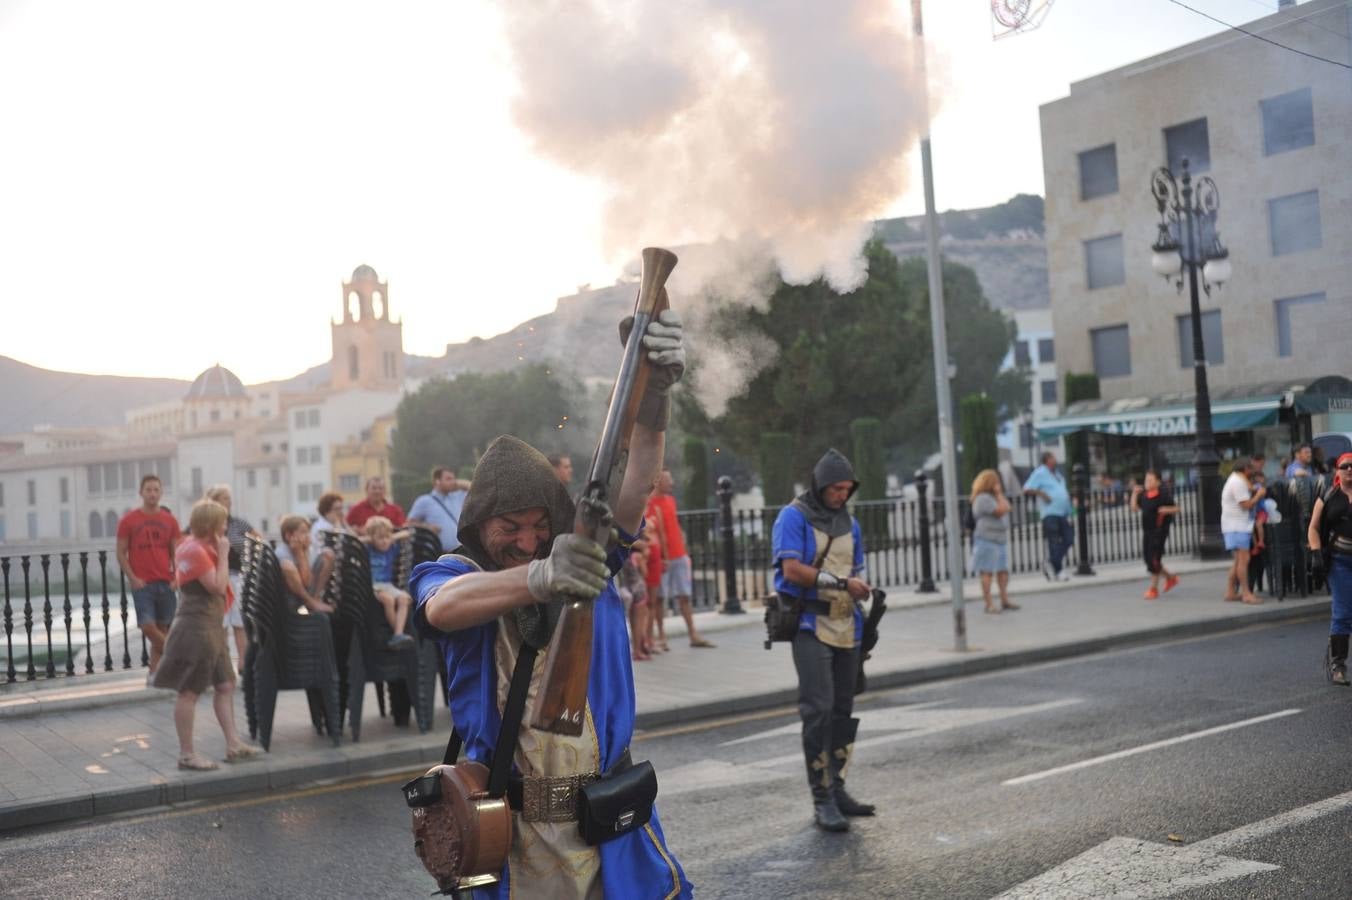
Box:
[153,499,260,770]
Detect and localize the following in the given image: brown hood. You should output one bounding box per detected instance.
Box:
[456,435,576,571]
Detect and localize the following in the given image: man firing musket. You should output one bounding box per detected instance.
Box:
[405,249,693,899]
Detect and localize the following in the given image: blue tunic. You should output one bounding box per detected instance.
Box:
[771,504,866,642]
[410,533,692,900]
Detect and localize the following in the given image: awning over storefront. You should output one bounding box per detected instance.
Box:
[1037,376,1352,440]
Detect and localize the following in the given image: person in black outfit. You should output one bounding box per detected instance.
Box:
[1131,471,1180,600]
[1309,452,1352,686]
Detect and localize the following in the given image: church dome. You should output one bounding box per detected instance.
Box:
[185,364,247,401]
[351,264,379,282]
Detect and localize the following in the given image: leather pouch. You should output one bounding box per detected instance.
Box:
[763,593,802,645]
[577,760,658,846]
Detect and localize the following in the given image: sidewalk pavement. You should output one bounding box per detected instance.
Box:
[0,557,1328,832]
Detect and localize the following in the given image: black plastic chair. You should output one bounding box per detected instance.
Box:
[322,528,441,740]
[239,536,342,751]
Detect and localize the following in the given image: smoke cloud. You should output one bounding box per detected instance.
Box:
[500,0,930,414]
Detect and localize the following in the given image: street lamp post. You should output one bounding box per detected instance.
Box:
[1149,158,1232,561]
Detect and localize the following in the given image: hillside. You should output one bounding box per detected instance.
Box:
[0,356,189,433]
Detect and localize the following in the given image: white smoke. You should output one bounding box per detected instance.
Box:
[500,0,930,414]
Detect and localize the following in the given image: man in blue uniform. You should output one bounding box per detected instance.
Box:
[772,449,874,832]
[410,310,692,899]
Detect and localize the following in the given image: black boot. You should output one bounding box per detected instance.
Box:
[812,787,849,832]
[1331,635,1349,686]
[834,784,876,817]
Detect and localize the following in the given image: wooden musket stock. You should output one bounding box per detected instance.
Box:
[530,247,678,735]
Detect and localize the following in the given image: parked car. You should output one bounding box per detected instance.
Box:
[1314,432,1352,464]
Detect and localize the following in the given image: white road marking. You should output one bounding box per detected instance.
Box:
[1001,708,1302,786]
[994,787,1352,899]
[663,698,1081,797]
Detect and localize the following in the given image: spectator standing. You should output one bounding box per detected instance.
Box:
[1131,472,1180,600]
[153,499,260,770]
[970,469,1016,614]
[204,485,256,674]
[1286,444,1314,479]
[652,470,714,648]
[359,515,416,649]
[1308,452,1352,685]
[771,448,874,831]
[1221,457,1266,605]
[346,477,406,531]
[275,516,336,615]
[643,493,668,653]
[1023,451,1074,582]
[407,466,472,553]
[116,474,181,682]
[623,538,652,661]
[548,453,574,486]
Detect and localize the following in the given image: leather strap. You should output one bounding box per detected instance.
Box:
[437,641,539,804]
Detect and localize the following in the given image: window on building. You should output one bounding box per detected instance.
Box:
[296,446,309,465]
[1037,338,1054,364]
[210,408,221,422]
[309,446,322,465]
[87,465,101,494]
[105,510,117,536]
[1018,422,1034,448]
[0,516,5,542]
[270,467,280,487]
[1176,310,1224,367]
[247,469,257,489]
[294,410,306,429]
[89,511,103,539]
[1040,380,1058,405]
[1091,324,1131,378]
[27,480,36,506]
[1078,143,1118,200]
[1164,117,1210,174]
[27,511,38,539]
[1261,87,1314,156]
[307,409,320,427]
[60,510,71,538]
[156,457,173,488]
[348,346,359,381]
[0,482,4,507]
[121,461,135,490]
[60,477,69,504]
[1268,190,1322,256]
[311,482,324,499]
[262,443,272,454]
[299,484,311,502]
[1275,292,1326,357]
[339,474,360,492]
[104,463,119,494]
[191,467,203,498]
[1014,340,1031,367]
[1085,234,1125,289]
[260,518,268,534]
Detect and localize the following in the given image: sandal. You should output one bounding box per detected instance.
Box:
[984,606,1001,615]
[657,640,670,653]
[690,637,716,648]
[632,650,651,661]
[225,744,262,763]
[1241,595,1265,606]
[1223,594,1241,602]
[1001,601,1021,611]
[178,753,219,771]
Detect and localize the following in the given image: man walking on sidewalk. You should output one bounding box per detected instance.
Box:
[407,466,471,553]
[1024,451,1074,582]
[116,474,181,681]
[652,470,714,648]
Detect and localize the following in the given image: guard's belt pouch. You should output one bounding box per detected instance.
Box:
[763,592,802,644]
[577,760,658,846]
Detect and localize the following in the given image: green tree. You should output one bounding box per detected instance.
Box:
[959,394,999,489]
[759,432,795,506]
[681,436,710,509]
[1063,372,1101,469]
[390,364,590,502]
[850,417,885,501]
[703,241,1012,482]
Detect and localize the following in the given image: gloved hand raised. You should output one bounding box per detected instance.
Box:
[619,302,685,431]
[527,534,610,603]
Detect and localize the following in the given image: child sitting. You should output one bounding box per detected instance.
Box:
[360,515,415,649]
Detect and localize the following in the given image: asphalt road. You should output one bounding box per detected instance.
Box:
[3,615,1350,899]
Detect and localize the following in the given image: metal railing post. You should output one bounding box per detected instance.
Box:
[1074,463,1096,577]
[915,470,936,592]
[717,477,744,614]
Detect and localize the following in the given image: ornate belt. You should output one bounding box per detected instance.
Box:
[507,772,598,823]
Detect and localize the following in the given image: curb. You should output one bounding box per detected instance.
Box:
[631,598,1329,730]
[0,735,447,833]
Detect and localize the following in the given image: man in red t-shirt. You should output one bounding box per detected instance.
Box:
[116,474,182,679]
[653,469,713,648]
[347,476,406,531]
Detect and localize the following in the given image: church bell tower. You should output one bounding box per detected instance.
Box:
[331,264,404,392]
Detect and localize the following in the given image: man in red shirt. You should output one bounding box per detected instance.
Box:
[653,469,714,648]
[346,476,406,531]
[116,474,182,680]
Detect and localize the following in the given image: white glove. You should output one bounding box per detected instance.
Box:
[526,534,610,602]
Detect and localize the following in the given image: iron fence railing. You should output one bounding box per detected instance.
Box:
[675,485,1204,608]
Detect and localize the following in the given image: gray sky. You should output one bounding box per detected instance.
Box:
[0,0,1266,382]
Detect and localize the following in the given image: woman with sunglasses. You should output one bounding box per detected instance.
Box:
[1308,452,1352,686]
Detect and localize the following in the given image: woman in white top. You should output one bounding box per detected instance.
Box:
[1220,457,1266,605]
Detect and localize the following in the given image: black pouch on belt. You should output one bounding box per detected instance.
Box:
[577,757,658,846]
